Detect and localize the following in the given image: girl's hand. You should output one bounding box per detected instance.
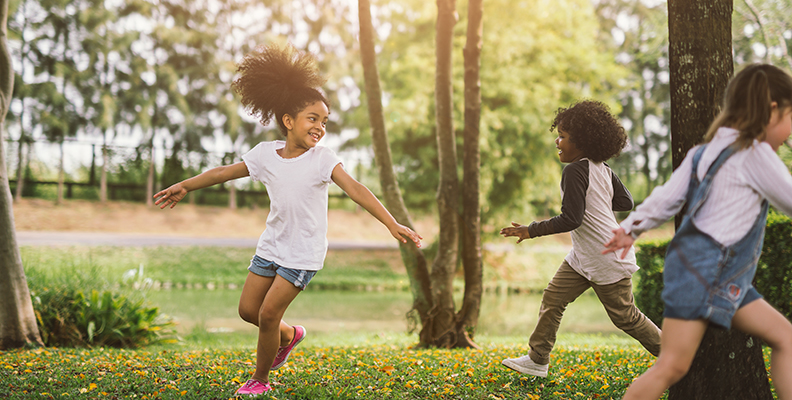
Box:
[390,224,423,248]
[602,227,635,259]
[500,222,531,243]
[153,184,188,209]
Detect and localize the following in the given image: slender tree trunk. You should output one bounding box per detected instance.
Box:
[56,140,64,205]
[146,138,154,207]
[13,101,26,201]
[358,0,433,345]
[13,134,24,201]
[89,144,96,186]
[100,144,108,203]
[228,163,237,210]
[428,0,460,349]
[667,0,772,398]
[0,0,43,349]
[456,0,483,349]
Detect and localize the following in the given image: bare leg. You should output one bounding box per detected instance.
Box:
[622,318,707,400]
[251,275,301,384]
[732,299,792,399]
[238,272,296,346]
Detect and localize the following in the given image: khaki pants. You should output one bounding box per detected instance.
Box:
[527,260,661,365]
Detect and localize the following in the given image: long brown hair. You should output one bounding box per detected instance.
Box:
[705,64,792,148]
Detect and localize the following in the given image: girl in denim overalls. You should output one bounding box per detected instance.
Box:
[154,44,422,396]
[604,64,792,400]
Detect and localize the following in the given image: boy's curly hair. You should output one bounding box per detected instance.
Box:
[232,43,328,136]
[550,100,628,162]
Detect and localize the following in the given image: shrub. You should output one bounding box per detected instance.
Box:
[27,266,176,348]
[634,209,792,326]
[754,208,792,318]
[634,239,669,326]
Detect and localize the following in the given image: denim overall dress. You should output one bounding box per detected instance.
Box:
[662,144,768,329]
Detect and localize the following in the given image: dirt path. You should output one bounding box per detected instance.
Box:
[11,198,437,245]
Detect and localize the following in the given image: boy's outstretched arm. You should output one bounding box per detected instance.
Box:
[500,222,531,243]
[331,164,422,247]
[154,162,250,209]
[602,227,635,259]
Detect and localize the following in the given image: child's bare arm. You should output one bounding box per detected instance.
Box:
[500,222,531,243]
[331,164,422,247]
[154,162,250,209]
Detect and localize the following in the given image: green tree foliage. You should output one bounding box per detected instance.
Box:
[595,0,671,201]
[734,0,792,69]
[345,0,628,223]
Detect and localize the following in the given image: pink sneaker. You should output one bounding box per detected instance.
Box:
[271,325,306,370]
[235,379,271,396]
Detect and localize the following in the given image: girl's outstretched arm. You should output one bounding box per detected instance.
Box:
[602,227,635,259]
[154,162,250,209]
[331,164,422,247]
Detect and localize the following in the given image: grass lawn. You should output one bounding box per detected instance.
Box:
[18,244,575,293]
[2,333,661,400]
[8,239,758,400]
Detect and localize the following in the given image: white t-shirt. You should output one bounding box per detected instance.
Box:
[242,141,342,271]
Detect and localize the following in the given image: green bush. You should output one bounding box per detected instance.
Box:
[635,209,792,326]
[27,266,176,348]
[634,239,669,326]
[754,209,792,319]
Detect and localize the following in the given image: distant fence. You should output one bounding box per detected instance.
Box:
[8,179,355,209]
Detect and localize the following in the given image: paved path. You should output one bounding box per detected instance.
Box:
[15,231,398,250]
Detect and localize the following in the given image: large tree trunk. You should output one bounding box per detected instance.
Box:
[667,0,772,398]
[456,0,483,349]
[0,0,43,349]
[428,0,460,349]
[358,0,433,345]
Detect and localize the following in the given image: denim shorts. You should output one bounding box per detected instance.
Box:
[248,255,317,290]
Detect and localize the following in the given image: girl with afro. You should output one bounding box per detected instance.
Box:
[499,100,661,378]
[154,43,422,396]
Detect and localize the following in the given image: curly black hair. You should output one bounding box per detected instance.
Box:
[549,100,628,162]
[231,43,329,136]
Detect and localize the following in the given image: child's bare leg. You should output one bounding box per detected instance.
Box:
[251,275,301,384]
[732,299,792,399]
[238,272,296,346]
[623,318,707,400]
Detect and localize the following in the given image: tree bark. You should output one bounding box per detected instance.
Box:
[146,138,154,207]
[0,0,43,349]
[667,0,772,398]
[358,0,433,345]
[671,328,772,399]
[100,144,108,203]
[428,0,460,349]
[456,0,483,349]
[668,0,732,170]
[56,140,64,204]
[13,134,24,201]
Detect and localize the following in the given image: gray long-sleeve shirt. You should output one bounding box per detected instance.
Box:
[529,159,639,285]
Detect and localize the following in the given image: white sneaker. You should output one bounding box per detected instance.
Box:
[501,355,549,378]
